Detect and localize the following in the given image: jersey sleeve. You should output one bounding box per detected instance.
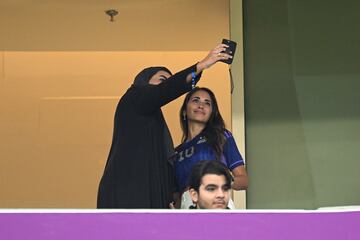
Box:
[223,130,245,170]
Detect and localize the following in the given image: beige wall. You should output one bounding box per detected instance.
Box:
[0,51,231,208]
[230,0,246,209]
[0,0,229,51]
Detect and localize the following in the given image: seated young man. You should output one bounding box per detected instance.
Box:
[188,160,232,209]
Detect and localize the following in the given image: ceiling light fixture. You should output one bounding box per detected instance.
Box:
[105,9,118,22]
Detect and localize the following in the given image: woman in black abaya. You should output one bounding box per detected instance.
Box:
[97,44,232,208]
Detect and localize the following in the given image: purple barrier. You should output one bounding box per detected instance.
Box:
[0,210,359,240]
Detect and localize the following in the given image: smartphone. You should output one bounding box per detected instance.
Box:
[220,39,237,64]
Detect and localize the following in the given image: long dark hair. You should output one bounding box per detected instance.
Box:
[179,87,226,160]
[188,160,232,192]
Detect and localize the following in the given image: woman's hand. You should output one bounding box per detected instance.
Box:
[196,44,232,73]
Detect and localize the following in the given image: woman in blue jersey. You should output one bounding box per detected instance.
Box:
[173,87,248,209]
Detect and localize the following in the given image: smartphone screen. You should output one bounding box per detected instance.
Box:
[220,39,237,64]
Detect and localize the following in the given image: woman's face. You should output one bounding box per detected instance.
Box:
[185,90,213,125]
[148,70,171,85]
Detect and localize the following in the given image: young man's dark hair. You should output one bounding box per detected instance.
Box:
[188,160,233,209]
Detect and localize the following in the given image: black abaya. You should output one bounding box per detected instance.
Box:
[97,64,200,208]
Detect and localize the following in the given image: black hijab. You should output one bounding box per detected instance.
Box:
[132,66,172,87]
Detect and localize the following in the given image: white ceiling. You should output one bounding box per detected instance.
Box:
[0,0,230,51]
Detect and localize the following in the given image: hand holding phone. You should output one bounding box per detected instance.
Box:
[220,39,237,64]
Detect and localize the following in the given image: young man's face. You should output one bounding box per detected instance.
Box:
[190,174,230,209]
